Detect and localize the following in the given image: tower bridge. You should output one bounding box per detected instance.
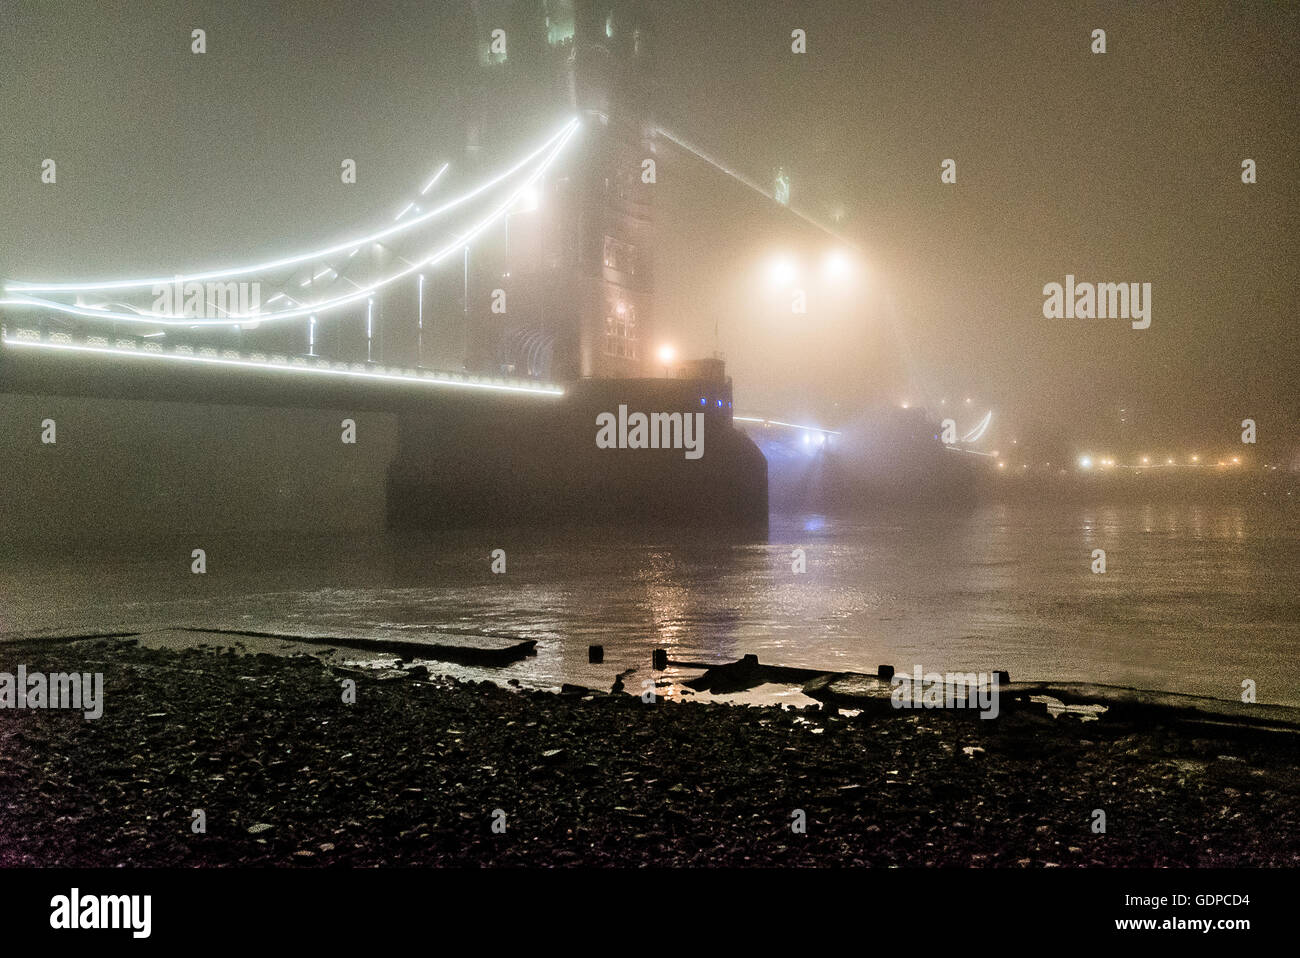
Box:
[0,0,869,539]
[1,0,852,442]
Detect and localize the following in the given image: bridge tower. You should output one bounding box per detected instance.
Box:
[463,0,656,381]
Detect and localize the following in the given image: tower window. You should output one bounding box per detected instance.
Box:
[604,302,638,359]
[602,235,636,275]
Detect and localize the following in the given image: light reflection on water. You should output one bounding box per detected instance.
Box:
[1,501,1297,705]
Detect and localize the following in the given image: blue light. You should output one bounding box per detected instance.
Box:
[700,397,707,406]
[716,399,723,407]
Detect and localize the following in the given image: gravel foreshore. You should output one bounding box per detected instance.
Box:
[1,639,1298,867]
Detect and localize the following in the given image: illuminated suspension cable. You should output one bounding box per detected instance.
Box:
[3,120,580,326]
[961,411,992,443]
[655,125,860,251]
[6,119,577,293]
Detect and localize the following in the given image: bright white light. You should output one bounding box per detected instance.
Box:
[657,344,676,365]
[767,255,797,287]
[1079,456,1093,469]
[6,119,577,294]
[823,250,851,280]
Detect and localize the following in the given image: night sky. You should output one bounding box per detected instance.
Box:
[3,0,1296,455]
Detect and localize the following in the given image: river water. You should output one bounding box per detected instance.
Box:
[2,501,1297,705]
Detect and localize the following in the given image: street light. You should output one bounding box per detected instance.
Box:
[823,250,852,280]
[657,343,676,375]
[766,255,798,287]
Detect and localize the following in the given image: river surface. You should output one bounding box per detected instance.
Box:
[2,501,1297,705]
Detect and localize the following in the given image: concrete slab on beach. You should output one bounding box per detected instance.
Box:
[127,627,538,668]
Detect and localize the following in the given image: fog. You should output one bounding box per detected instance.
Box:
[3,0,1296,463]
